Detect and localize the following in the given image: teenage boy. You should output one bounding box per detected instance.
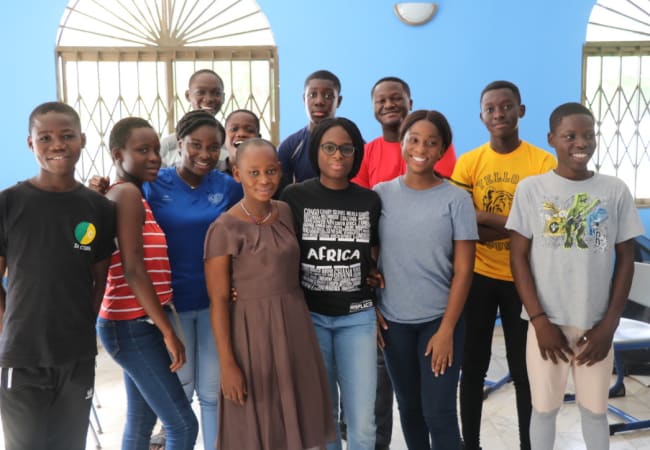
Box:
[277,70,342,189]
[352,76,456,189]
[451,81,556,450]
[0,102,116,450]
[160,69,226,168]
[507,102,643,450]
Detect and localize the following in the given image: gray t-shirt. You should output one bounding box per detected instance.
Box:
[506,171,644,328]
[374,177,478,324]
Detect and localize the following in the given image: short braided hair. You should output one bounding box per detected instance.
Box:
[176,109,225,144]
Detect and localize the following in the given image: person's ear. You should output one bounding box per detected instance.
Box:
[232,165,241,183]
[408,98,413,111]
[185,89,191,103]
[547,131,554,147]
[80,133,87,149]
[336,95,343,108]
[519,104,526,119]
[27,136,34,152]
[111,147,123,163]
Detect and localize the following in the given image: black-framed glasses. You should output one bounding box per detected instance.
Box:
[320,143,355,157]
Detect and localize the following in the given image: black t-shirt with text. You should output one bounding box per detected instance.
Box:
[281,179,381,316]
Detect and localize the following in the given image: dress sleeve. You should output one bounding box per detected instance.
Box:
[204,217,240,260]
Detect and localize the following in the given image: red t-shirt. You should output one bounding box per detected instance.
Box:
[352,137,457,188]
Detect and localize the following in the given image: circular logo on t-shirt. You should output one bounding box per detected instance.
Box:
[75,222,97,245]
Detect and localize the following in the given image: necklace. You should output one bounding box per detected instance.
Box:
[176,167,199,189]
[240,201,273,225]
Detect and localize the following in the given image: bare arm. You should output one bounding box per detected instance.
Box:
[106,183,185,372]
[476,211,509,242]
[425,239,475,376]
[91,257,111,315]
[369,245,387,348]
[510,230,573,363]
[0,257,6,334]
[576,239,636,365]
[205,254,247,405]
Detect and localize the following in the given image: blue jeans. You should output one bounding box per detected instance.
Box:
[383,317,464,450]
[169,308,220,450]
[310,309,377,450]
[97,317,198,450]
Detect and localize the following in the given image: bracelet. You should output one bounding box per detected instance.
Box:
[529,311,547,322]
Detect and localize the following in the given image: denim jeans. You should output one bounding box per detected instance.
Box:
[310,309,377,450]
[169,307,220,450]
[383,317,464,450]
[459,273,531,450]
[97,317,198,450]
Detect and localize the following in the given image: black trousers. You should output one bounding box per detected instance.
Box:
[459,273,532,450]
[0,357,95,450]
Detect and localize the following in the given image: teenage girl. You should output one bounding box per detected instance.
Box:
[374,110,477,450]
[204,138,335,450]
[280,117,382,450]
[96,117,198,450]
[143,110,242,449]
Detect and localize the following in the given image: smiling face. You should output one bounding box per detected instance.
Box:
[234,142,281,203]
[185,72,225,116]
[179,124,222,178]
[114,127,161,182]
[28,111,85,179]
[317,125,355,189]
[372,80,412,131]
[401,119,444,176]
[480,87,525,141]
[225,111,260,161]
[548,113,596,180]
[303,78,341,126]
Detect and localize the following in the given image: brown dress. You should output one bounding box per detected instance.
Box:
[204,201,335,450]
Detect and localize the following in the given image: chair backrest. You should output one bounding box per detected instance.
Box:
[628,262,650,308]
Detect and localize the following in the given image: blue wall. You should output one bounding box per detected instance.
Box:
[2,0,647,234]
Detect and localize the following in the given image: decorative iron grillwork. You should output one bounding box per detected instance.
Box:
[56,0,278,182]
[584,0,650,200]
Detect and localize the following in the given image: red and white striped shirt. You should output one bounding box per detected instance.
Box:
[100,195,172,320]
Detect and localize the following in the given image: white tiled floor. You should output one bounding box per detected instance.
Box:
[3,327,650,449]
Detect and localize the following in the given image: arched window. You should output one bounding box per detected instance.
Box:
[583,0,649,200]
[56,0,278,182]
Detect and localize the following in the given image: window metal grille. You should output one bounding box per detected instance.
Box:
[583,0,650,201]
[55,0,278,182]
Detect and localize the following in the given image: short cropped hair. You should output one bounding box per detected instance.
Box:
[370,76,411,98]
[308,117,364,180]
[399,110,453,155]
[549,102,595,133]
[225,109,261,134]
[304,70,341,94]
[109,117,153,150]
[176,109,225,144]
[480,80,522,105]
[234,137,276,164]
[188,69,224,88]
[28,102,81,133]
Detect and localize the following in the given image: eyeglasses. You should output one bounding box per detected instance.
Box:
[320,143,355,157]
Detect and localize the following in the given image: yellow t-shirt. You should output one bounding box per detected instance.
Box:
[451,141,556,281]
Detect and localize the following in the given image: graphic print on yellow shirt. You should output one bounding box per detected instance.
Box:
[451,141,556,281]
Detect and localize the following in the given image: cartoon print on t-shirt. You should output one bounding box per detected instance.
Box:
[542,192,608,251]
[482,187,514,215]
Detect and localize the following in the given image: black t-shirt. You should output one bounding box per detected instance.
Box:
[281,179,381,316]
[0,181,115,367]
